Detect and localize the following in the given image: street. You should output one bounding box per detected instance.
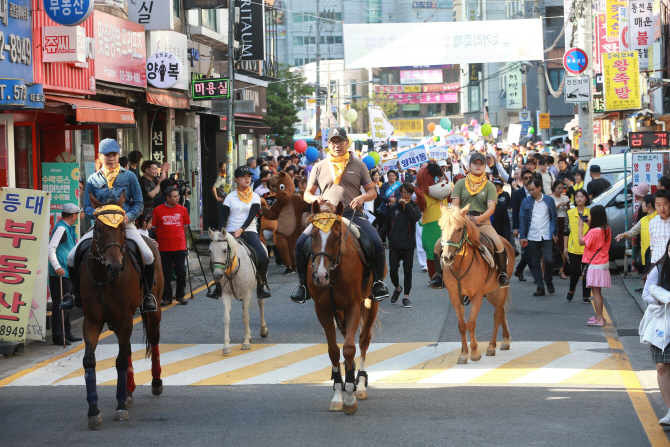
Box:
[0,255,667,447]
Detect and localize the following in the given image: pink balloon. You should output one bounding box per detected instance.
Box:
[463,131,469,138]
[470,119,478,126]
[294,140,307,153]
[461,124,468,131]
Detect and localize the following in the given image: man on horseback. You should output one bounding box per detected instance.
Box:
[289,127,389,304]
[60,139,158,313]
[430,152,510,288]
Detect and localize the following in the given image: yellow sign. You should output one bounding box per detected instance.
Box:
[603,51,641,111]
[539,113,550,129]
[315,129,322,139]
[307,98,316,104]
[606,0,627,39]
[403,85,421,93]
[0,188,50,343]
[389,119,424,137]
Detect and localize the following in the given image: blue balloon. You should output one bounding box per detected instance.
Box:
[305,147,319,163]
[363,155,376,170]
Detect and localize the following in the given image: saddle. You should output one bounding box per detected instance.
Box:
[236,238,260,277]
[477,233,497,270]
[74,236,144,278]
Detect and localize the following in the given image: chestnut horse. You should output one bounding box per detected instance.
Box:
[438,204,513,364]
[82,192,164,429]
[307,201,381,415]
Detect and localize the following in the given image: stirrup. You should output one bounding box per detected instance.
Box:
[371,280,389,302]
[289,284,309,304]
[141,294,157,313]
[498,273,510,288]
[60,296,76,311]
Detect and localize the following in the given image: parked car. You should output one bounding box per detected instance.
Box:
[583,153,633,189]
[588,176,633,260]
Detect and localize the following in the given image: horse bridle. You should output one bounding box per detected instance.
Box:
[88,210,127,272]
[310,209,355,276]
[441,224,470,254]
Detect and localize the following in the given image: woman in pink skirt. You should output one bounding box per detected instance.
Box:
[578,205,611,327]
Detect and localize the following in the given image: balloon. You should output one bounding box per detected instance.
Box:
[471,134,479,141]
[448,130,454,135]
[463,131,469,138]
[498,130,503,136]
[305,147,319,163]
[428,123,436,133]
[369,151,380,165]
[435,136,440,141]
[366,131,371,137]
[470,119,478,126]
[461,123,468,131]
[345,109,358,122]
[440,118,452,130]
[481,123,492,136]
[294,140,307,153]
[363,155,376,170]
[528,127,535,135]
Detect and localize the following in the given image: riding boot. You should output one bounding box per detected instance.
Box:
[289,252,310,304]
[60,266,81,311]
[429,252,444,289]
[256,262,272,299]
[206,282,222,299]
[495,251,510,287]
[371,253,390,302]
[141,263,157,313]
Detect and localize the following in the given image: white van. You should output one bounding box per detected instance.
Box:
[583,153,633,189]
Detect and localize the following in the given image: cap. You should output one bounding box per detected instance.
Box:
[328,127,348,142]
[62,203,81,214]
[99,138,121,155]
[632,183,649,196]
[589,164,601,173]
[234,166,252,178]
[492,178,504,186]
[437,160,447,167]
[469,152,487,164]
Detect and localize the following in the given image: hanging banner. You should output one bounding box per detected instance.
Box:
[606,0,627,41]
[0,188,50,343]
[235,0,266,61]
[596,14,619,72]
[385,92,458,104]
[603,51,641,111]
[506,63,523,109]
[443,134,467,145]
[398,145,429,170]
[388,119,424,137]
[618,6,629,50]
[429,147,449,159]
[630,1,654,69]
[368,105,395,144]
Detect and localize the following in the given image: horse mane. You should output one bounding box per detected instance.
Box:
[211,229,238,256]
[438,205,481,248]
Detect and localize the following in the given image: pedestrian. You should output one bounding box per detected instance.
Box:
[617,194,657,273]
[140,159,171,214]
[586,165,611,200]
[547,156,558,178]
[247,157,260,182]
[537,158,555,194]
[378,170,402,240]
[564,189,592,303]
[492,178,512,244]
[370,170,384,231]
[519,178,558,296]
[48,203,83,346]
[152,178,175,208]
[153,187,191,307]
[212,162,230,231]
[551,179,570,279]
[119,156,129,169]
[128,150,143,180]
[649,190,670,265]
[379,183,422,308]
[511,169,535,281]
[578,204,611,327]
[556,158,574,184]
[564,169,585,203]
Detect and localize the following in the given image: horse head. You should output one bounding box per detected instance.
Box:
[309,200,344,286]
[438,203,480,266]
[89,191,127,279]
[208,228,236,281]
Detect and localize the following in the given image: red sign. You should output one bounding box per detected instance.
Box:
[596,14,619,72]
[93,11,146,87]
[375,85,403,94]
[422,83,459,93]
[386,92,458,104]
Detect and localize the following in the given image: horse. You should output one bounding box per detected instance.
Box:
[82,192,164,430]
[208,228,269,354]
[307,201,381,415]
[438,204,513,365]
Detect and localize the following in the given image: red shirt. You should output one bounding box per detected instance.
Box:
[152,204,191,252]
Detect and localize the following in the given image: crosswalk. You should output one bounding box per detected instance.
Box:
[6,342,624,387]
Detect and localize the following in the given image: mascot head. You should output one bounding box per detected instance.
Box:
[270,171,295,204]
[416,163,452,200]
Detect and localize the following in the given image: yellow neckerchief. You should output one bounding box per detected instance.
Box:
[102,166,121,188]
[236,187,253,204]
[93,205,125,228]
[309,212,341,233]
[464,172,488,196]
[328,151,350,185]
[497,189,503,196]
[225,255,238,274]
[375,181,383,189]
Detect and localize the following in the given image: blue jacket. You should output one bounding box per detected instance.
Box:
[510,187,529,231]
[84,168,144,221]
[378,181,402,215]
[519,194,558,241]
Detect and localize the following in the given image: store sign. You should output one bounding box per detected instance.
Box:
[632,153,665,207]
[192,77,230,100]
[146,52,181,89]
[94,11,147,88]
[235,0,265,61]
[603,51,641,111]
[630,1,654,69]
[404,85,421,93]
[422,83,459,93]
[375,85,403,94]
[0,0,32,83]
[412,1,437,7]
[629,131,670,148]
[389,118,424,137]
[606,0,627,40]
[146,31,188,90]
[506,63,522,109]
[0,80,44,109]
[43,0,94,26]
[128,0,174,30]
[42,26,86,63]
[399,69,443,85]
[184,0,227,7]
[386,92,457,104]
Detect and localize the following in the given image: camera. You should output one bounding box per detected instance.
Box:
[174,179,190,206]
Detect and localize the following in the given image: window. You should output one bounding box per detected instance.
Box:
[545,6,563,28]
[548,68,565,91]
[320,36,326,44]
[402,104,421,118]
[294,58,304,66]
[307,36,316,44]
[292,12,303,22]
[380,72,396,85]
[444,103,459,115]
[173,0,180,18]
[427,104,441,117]
[335,36,342,44]
[351,82,357,97]
[366,0,382,23]
[293,36,304,45]
[201,9,217,31]
[327,36,334,44]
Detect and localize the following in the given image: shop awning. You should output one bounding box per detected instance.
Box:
[146,88,190,109]
[563,117,578,131]
[235,119,272,135]
[45,95,136,124]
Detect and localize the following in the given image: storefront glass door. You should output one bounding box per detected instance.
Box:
[175,126,201,230]
[0,115,15,187]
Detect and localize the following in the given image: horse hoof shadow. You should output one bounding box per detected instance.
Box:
[500,343,511,350]
[222,347,232,355]
[242,343,251,351]
[486,349,496,356]
[342,401,358,415]
[114,409,129,421]
[88,413,102,430]
[260,328,269,338]
[457,356,468,364]
[329,401,343,412]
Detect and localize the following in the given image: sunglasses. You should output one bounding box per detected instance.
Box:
[523,176,533,180]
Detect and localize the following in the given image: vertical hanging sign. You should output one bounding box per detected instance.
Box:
[606,0,627,41]
[235,0,266,61]
[629,1,654,69]
[505,63,522,109]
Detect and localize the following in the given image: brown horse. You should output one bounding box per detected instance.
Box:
[438,204,513,364]
[307,201,381,415]
[82,192,164,429]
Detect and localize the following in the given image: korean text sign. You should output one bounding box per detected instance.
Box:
[0,188,50,343]
[43,0,94,26]
[94,11,147,87]
[632,153,668,209]
[506,63,522,109]
[398,145,429,170]
[0,0,33,108]
[191,77,230,100]
[629,1,654,69]
[41,163,78,221]
[603,51,641,111]
[606,0,627,40]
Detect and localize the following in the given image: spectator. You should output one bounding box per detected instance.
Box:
[551,179,570,279]
[649,190,670,265]
[212,162,230,231]
[153,178,175,208]
[128,150,143,179]
[556,158,574,184]
[586,165,611,200]
[537,158,555,194]
[48,203,83,346]
[378,170,402,235]
[659,175,670,191]
[565,169,586,203]
[247,157,260,181]
[564,189,592,303]
[119,156,129,169]
[492,178,512,244]
[153,186,191,306]
[140,160,170,212]
[379,183,422,308]
[512,154,525,173]
[519,178,558,296]
[547,156,558,178]
[254,170,272,196]
[578,205,611,327]
[136,211,153,238]
[511,169,536,281]
[616,194,656,273]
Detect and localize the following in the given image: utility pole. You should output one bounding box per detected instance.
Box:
[315,0,321,133]
[578,1,595,162]
[226,0,235,187]
[537,62,550,142]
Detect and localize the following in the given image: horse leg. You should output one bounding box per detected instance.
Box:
[467,294,484,362]
[315,303,343,412]
[258,297,269,339]
[342,301,362,416]
[114,320,132,422]
[241,291,252,350]
[501,295,512,351]
[125,342,135,408]
[486,294,502,356]
[143,310,163,396]
[222,293,232,355]
[356,298,378,400]
[446,284,469,364]
[82,318,104,430]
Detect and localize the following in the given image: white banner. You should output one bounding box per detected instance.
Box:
[368,105,395,143]
[630,0,654,69]
[429,147,449,159]
[443,134,467,145]
[398,145,429,170]
[42,26,87,63]
[619,7,629,50]
[507,123,522,144]
[506,63,523,109]
[343,19,544,69]
[381,158,399,173]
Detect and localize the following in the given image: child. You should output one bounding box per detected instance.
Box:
[379,183,422,308]
[137,212,153,238]
[578,205,611,327]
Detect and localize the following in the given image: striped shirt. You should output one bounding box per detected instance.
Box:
[648,214,670,264]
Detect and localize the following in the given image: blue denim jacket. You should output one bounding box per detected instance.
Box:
[518,194,558,241]
[84,168,144,221]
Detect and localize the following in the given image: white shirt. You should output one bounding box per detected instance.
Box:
[551,194,570,218]
[642,265,661,304]
[138,228,150,237]
[48,225,67,271]
[649,214,670,263]
[527,196,551,241]
[223,189,261,234]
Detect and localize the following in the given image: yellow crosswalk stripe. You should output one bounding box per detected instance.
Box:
[561,356,624,386]
[378,348,462,383]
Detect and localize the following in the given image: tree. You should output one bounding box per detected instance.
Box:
[349,92,398,134]
[266,65,312,147]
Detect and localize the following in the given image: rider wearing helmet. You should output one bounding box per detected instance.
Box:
[60,139,158,313]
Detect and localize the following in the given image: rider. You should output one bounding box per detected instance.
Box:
[207,165,272,299]
[289,127,389,304]
[430,152,510,288]
[60,139,158,313]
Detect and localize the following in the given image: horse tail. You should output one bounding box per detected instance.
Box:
[141,313,151,358]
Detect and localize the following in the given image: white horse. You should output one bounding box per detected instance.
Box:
[208,229,269,354]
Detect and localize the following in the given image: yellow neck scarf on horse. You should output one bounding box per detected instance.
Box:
[328,151,350,185]
[236,187,253,204]
[225,254,238,274]
[94,205,126,228]
[102,166,121,188]
[309,212,341,233]
[464,172,488,196]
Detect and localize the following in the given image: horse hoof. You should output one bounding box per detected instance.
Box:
[471,353,482,362]
[355,389,368,400]
[501,343,511,350]
[125,395,134,408]
[342,401,358,415]
[457,356,468,364]
[486,349,496,356]
[88,413,102,430]
[329,401,343,412]
[222,347,232,355]
[242,343,251,351]
[151,384,163,396]
[260,327,269,338]
[114,409,129,421]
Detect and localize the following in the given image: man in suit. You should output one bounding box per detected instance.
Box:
[510,169,535,281]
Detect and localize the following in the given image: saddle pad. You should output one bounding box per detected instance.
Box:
[478,233,496,270]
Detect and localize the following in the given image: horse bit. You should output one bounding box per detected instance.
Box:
[87,210,127,276]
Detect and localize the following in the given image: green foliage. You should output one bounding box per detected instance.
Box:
[350,92,398,133]
[266,65,312,147]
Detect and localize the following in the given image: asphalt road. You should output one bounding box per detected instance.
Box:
[0,252,668,447]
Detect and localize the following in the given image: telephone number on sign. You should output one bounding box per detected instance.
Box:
[0,324,24,338]
[0,32,31,65]
[0,83,28,101]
